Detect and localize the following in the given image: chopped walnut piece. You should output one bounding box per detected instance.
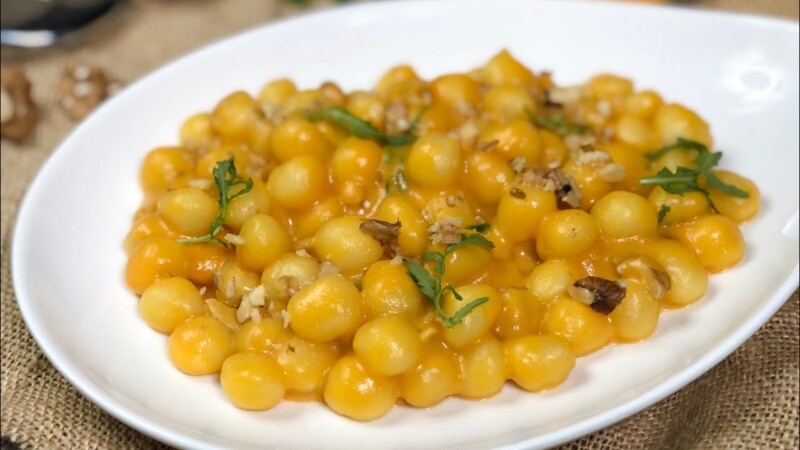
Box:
[360,219,401,258]
[297,98,326,117]
[545,86,583,106]
[57,61,116,121]
[261,101,284,123]
[187,178,213,190]
[597,162,626,183]
[242,285,267,307]
[428,217,462,245]
[510,188,526,199]
[319,261,340,277]
[236,285,267,324]
[508,156,526,174]
[516,167,581,209]
[319,81,346,105]
[600,126,615,141]
[1,67,38,141]
[567,140,624,185]
[549,170,582,208]
[279,310,291,328]
[448,120,481,147]
[569,276,627,314]
[277,275,302,298]
[516,167,554,191]
[212,271,222,290]
[595,99,613,119]
[271,342,288,353]
[421,195,465,223]
[225,276,237,302]
[384,101,409,135]
[419,89,433,105]
[616,257,672,299]
[475,139,499,152]
[453,101,477,118]
[205,298,240,330]
[564,134,596,153]
[223,234,246,246]
[556,184,581,209]
[568,285,596,306]
[236,297,253,323]
[572,149,612,166]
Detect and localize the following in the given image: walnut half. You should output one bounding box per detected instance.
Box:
[569,276,627,314]
[1,67,38,142]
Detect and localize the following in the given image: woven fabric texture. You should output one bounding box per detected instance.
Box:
[1,1,798,449]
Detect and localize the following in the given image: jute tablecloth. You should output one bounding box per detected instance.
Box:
[1,1,798,448]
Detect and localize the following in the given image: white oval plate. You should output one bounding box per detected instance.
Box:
[12,1,799,449]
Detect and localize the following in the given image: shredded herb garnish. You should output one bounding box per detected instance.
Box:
[644,137,709,163]
[657,205,671,223]
[177,158,253,247]
[307,106,419,147]
[525,108,589,136]
[640,138,749,212]
[704,170,749,198]
[405,233,494,328]
[465,223,490,233]
[438,233,494,261]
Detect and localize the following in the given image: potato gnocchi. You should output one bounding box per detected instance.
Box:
[124,50,759,420]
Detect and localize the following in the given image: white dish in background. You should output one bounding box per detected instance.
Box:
[11,1,799,449]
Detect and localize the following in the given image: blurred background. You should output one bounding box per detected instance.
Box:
[1,0,798,60]
[0,0,797,141]
[1,0,797,156]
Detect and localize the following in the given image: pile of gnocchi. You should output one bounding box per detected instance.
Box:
[124,50,759,420]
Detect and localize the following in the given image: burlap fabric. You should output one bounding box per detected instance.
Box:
[1,1,798,448]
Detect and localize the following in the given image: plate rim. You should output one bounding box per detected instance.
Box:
[10,1,800,449]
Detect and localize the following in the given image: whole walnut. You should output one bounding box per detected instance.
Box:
[1,67,38,142]
[57,61,120,121]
